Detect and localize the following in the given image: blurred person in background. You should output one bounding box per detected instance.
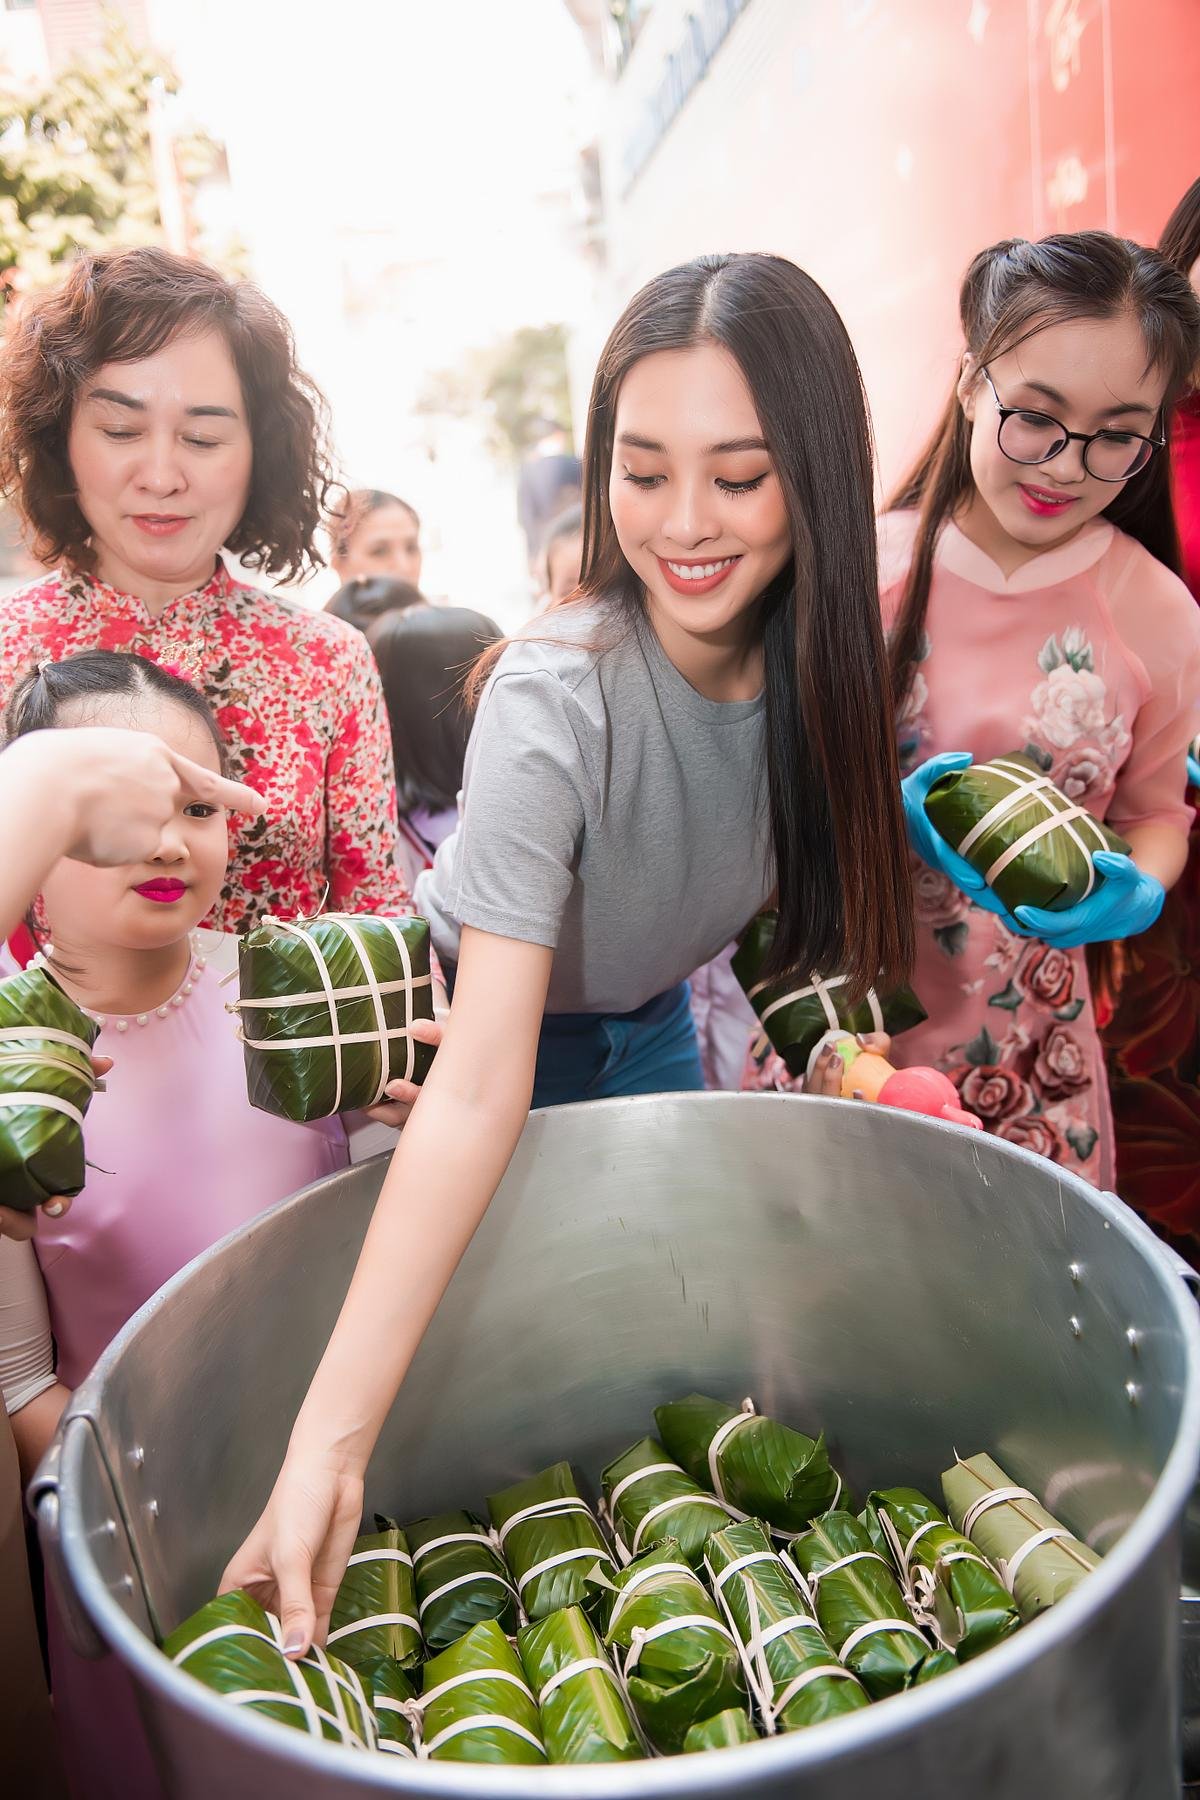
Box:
[1097,182,1200,1260]
[516,417,581,562]
[538,501,583,609]
[368,604,500,887]
[325,575,427,633]
[0,247,409,934]
[329,487,424,586]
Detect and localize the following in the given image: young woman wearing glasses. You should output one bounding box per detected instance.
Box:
[881,230,1200,1187]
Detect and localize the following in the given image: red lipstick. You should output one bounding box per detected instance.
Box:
[1016,483,1080,519]
[654,554,742,596]
[133,878,187,904]
[132,515,190,537]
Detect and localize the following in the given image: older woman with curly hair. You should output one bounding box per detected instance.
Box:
[0,245,409,929]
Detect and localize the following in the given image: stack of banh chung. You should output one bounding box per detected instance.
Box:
[166,1403,1100,1765]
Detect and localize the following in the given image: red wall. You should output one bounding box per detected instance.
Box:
[829,0,1200,482]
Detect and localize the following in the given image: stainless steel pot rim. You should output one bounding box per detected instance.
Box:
[52,1095,1200,1794]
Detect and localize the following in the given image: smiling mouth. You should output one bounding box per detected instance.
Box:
[1016,483,1079,513]
[654,554,743,595]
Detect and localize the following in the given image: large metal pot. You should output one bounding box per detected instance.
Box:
[35,1094,1200,1799]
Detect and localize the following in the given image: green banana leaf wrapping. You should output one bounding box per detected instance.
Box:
[487,1461,617,1622]
[731,911,927,1080]
[517,1604,643,1763]
[923,751,1129,914]
[703,1520,868,1732]
[236,913,435,1121]
[419,1618,546,1764]
[682,1707,759,1752]
[942,1453,1101,1621]
[867,1487,1021,1660]
[785,1512,937,1698]
[602,1436,733,1568]
[162,1589,377,1749]
[364,1655,419,1757]
[0,967,99,1211]
[406,1510,519,1651]
[655,1394,841,1535]
[592,1537,746,1755]
[326,1516,422,1672]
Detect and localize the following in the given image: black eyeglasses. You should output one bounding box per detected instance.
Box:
[980,368,1165,483]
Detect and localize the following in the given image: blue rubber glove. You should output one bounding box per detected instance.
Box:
[1013,851,1165,949]
[1187,752,1200,791]
[901,751,1025,926]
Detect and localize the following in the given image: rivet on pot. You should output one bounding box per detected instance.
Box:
[120,1574,134,1594]
[104,1518,117,1537]
[1069,1316,1082,1337]
[146,1499,159,1519]
[1069,1262,1083,1283]
[1126,1381,1140,1405]
[129,1446,144,1468]
[1126,1327,1141,1354]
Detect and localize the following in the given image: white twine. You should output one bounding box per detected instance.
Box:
[955,758,1108,901]
[420,1714,545,1758]
[1001,1525,1075,1590]
[607,1462,681,1512]
[516,1546,609,1596]
[838,1617,928,1662]
[0,1091,84,1128]
[621,1613,735,1675]
[172,1614,329,1744]
[712,1550,781,1591]
[960,1485,1036,1539]
[706,1399,758,1515]
[412,1530,496,1563]
[237,914,427,1111]
[496,1496,602,1546]
[607,1560,694,1632]
[346,1546,413,1570]
[0,1050,94,1084]
[537,1656,621,1705]
[418,1667,533,1710]
[0,1025,95,1055]
[806,1549,890,1595]
[417,1569,519,1618]
[628,1493,728,1559]
[756,973,884,1037]
[326,1611,421,1647]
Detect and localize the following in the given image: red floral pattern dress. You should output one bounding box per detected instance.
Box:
[745,513,1200,1192]
[0,561,410,930]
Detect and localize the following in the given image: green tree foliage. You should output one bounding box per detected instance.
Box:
[0,18,221,307]
[418,322,574,465]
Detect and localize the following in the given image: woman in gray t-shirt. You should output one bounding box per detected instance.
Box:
[225,252,916,1639]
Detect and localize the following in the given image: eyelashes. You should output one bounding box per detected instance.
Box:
[621,471,768,496]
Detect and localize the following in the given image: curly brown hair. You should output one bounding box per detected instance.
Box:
[0,245,335,582]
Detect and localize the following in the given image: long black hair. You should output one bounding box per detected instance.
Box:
[475,252,914,992]
[5,649,226,766]
[369,606,500,815]
[325,577,426,632]
[889,231,1200,708]
[1160,177,1200,280]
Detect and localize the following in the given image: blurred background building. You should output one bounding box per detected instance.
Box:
[1,0,1198,612]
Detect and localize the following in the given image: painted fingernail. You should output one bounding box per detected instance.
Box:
[44,1202,65,1217]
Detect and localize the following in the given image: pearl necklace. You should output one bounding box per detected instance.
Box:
[35,933,209,1033]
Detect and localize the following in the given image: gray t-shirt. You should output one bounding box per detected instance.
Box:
[416,605,772,1015]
